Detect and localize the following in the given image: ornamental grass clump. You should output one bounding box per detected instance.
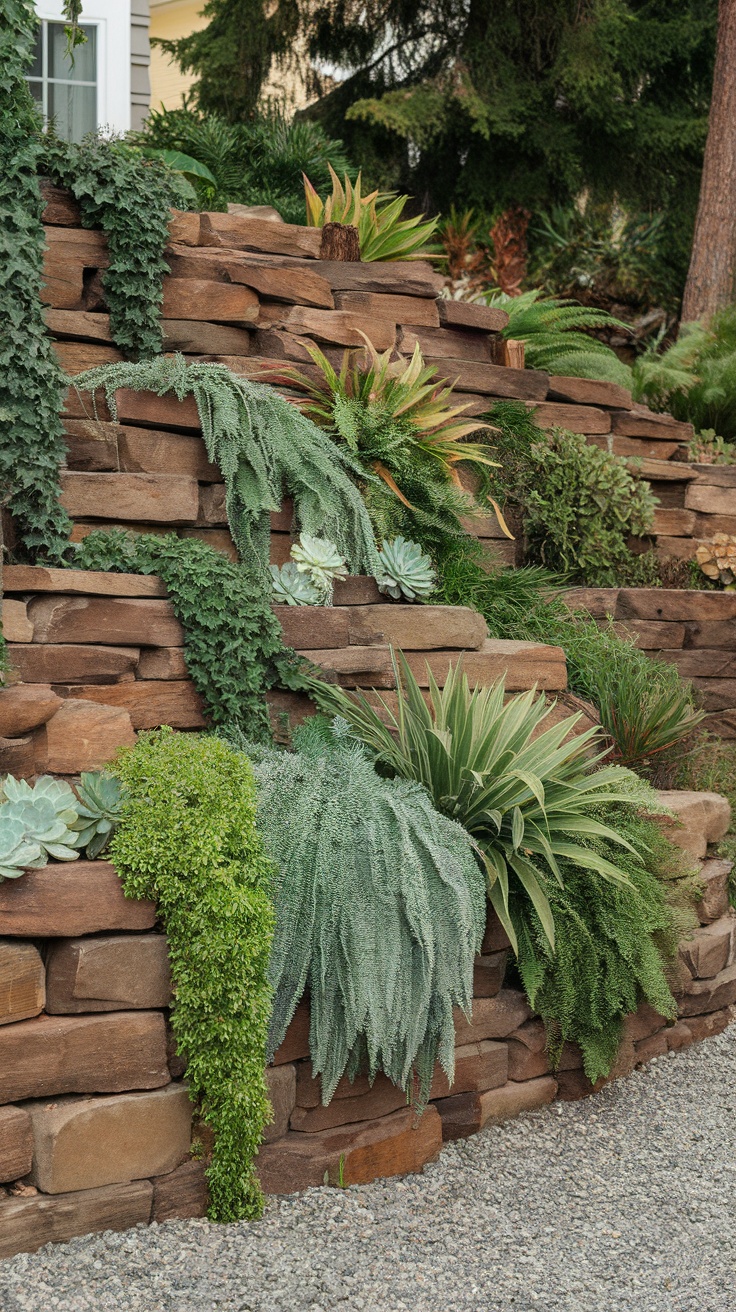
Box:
[110,729,275,1222]
[303,166,438,261]
[245,722,485,1105]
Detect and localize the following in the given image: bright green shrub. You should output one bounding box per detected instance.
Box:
[110,729,275,1222]
[245,722,485,1105]
[488,402,656,587]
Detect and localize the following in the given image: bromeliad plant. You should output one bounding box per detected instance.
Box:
[303,166,439,262]
[311,654,650,953]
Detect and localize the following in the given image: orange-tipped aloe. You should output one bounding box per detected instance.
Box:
[303,165,439,262]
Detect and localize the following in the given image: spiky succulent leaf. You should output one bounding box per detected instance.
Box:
[0,775,81,865]
[270,561,322,606]
[376,536,435,601]
[291,533,348,601]
[68,772,125,858]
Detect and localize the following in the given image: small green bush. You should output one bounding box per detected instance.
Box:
[110,729,275,1222]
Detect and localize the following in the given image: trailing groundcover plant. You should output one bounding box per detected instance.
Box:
[110,730,275,1222]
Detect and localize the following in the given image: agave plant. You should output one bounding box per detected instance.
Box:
[310,654,649,953]
[304,165,439,262]
[270,560,322,606]
[266,336,497,502]
[69,772,126,859]
[0,776,81,864]
[291,533,348,603]
[0,816,45,881]
[376,537,435,601]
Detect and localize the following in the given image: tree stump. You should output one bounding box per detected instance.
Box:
[319,222,361,262]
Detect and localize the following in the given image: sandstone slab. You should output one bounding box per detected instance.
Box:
[403,642,567,692]
[0,862,156,938]
[438,360,548,399]
[151,1159,209,1222]
[272,1002,310,1064]
[696,858,732,924]
[472,951,508,998]
[685,483,736,515]
[2,565,167,598]
[435,1076,557,1140]
[161,319,252,355]
[2,599,33,642]
[274,607,350,651]
[347,604,488,651]
[0,736,35,779]
[0,941,45,1026]
[60,471,200,525]
[677,962,736,1016]
[27,595,184,646]
[0,1012,169,1103]
[453,990,532,1045]
[437,300,509,332]
[681,1006,733,1042]
[0,685,61,737]
[429,1040,508,1100]
[333,577,385,606]
[528,401,611,434]
[161,277,259,322]
[290,1079,407,1132]
[547,376,632,408]
[199,211,322,258]
[655,790,731,860]
[136,647,189,680]
[618,589,736,622]
[34,699,136,773]
[114,389,201,431]
[0,1181,153,1260]
[611,410,693,441]
[264,1065,297,1143]
[257,1105,442,1193]
[336,290,439,327]
[116,425,219,480]
[27,1084,192,1193]
[45,934,172,1013]
[9,644,139,684]
[0,1106,33,1184]
[62,418,121,471]
[64,680,207,730]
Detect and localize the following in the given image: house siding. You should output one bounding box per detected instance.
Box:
[130,0,151,129]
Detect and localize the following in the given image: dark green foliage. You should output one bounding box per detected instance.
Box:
[72,357,380,578]
[489,291,632,388]
[42,135,192,360]
[154,0,299,121]
[0,1,71,561]
[513,805,682,1082]
[110,729,275,1221]
[246,724,485,1105]
[487,402,656,586]
[306,0,716,239]
[72,531,307,741]
[132,107,353,223]
[635,307,736,442]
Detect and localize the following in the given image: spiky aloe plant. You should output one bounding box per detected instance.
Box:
[303,165,439,261]
[376,537,435,601]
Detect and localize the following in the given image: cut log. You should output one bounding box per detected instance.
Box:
[319,222,361,261]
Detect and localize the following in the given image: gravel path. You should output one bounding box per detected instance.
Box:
[2,1027,736,1312]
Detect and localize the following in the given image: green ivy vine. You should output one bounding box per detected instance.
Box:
[72,530,308,741]
[42,133,192,360]
[0,0,71,561]
[110,729,275,1221]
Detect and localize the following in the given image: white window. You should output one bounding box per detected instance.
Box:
[30,2,131,137]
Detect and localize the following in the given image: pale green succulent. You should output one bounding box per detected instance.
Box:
[291,533,348,603]
[0,775,82,874]
[270,561,322,606]
[69,772,126,860]
[376,537,436,602]
[0,816,45,881]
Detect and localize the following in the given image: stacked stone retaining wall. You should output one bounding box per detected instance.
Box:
[0,791,733,1258]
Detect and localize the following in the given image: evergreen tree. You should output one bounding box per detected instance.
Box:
[154,0,299,120]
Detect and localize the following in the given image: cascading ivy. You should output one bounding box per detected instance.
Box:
[0,0,71,561]
[41,134,192,361]
[110,729,275,1222]
[72,530,307,741]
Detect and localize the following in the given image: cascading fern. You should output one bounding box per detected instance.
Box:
[0,1,71,561]
[243,723,486,1105]
[72,357,381,578]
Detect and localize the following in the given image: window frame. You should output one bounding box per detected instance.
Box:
[32,0,131,134]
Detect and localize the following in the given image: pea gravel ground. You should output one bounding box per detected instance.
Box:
[2,1027,736,1312]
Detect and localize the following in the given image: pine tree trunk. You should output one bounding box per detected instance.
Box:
[681,0,736,324]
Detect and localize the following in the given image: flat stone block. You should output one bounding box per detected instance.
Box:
[3,566,167,599]
[290,1077,407,1133]
[347,605,488,652]
[0,736,35,779]
[0,686,61,737]
[403,641,567,691]
[429,1040,508,1100]
[274,607,351,651]
[472,951,507,998]
[27,595,184,646]
[45,934,171,1013]
[9,644,140,684]
[0,1180,153,1259]
[0,941,45,1026]
[453,990,531,1045]
[679,916,736,980]
[34,699,136,773]
[151,1159,209,1222]
[60,472,200,524]
[681,1007,733,1042]
[63,680,207,730]
[2,599,33,642]
[435,1076,558,1141]
[137,647,189,680]
[272,1002,310,1064]
[0,862,156,938]
[696,859,732,924]
[677,962,736,1016]
[0,1012,170,1103]
[27,1084,192,1194]
[257,1105,442,1194]
[655,790,732,861]
[264,1064,296,1143]
[0,1106,33,1183]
